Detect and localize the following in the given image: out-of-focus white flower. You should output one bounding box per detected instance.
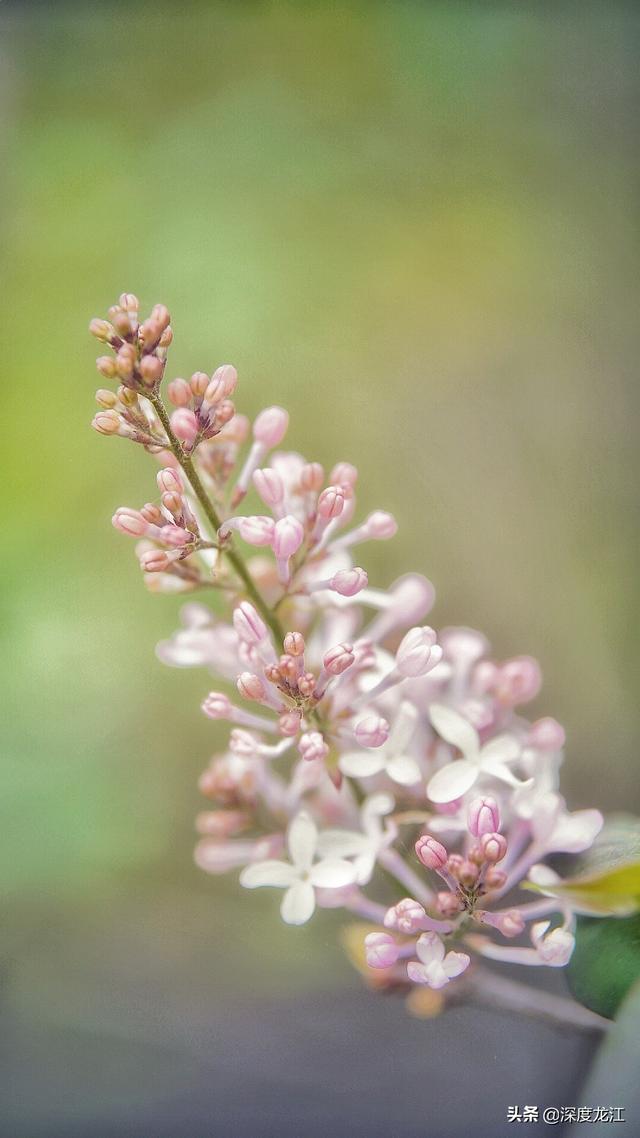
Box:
[427,703,526,803]
[339,702,422,786]
[316,794,397,884]
[239,812,356,925]
[521,790,603,855]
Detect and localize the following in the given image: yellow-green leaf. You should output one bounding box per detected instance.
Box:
[525,860,640,916]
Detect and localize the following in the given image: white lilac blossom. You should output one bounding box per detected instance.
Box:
[90,294,607,1019]
[240,812,356,925]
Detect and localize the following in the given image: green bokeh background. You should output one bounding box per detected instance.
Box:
[1,2,638,1132]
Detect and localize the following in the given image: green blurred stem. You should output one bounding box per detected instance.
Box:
[150,393,284,642]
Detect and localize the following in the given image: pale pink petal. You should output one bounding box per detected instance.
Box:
[387,701,419,754]
[480,759,532,790]
[480,734,521,764]
[287,812,317,871]
[338,751,386,778]
[530,920,551,948]
[546,809,604,853]
[443,951,471,979]
[280,880,316,925]
[364,792,395,817]
[415,931,445,965]
[531,793,562,844]
[386,753,422,786]
[424,961,451,989]
[309,858,357,889]
[239,860,298,889]
[353,852,376,885]
[429,703,479,755]
[427,759,479,804]
[407,961,430,984]
[316,830,367,858]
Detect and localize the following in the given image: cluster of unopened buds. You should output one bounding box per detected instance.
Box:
[90,295,605,1018]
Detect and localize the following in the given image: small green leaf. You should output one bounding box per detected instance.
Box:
[525,861,640,916]
[567,913,640,1019]
[524,814,640,916]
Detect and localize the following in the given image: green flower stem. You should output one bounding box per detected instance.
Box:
[150,393,284,642]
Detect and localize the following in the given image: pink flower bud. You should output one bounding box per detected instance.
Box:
[330,462,358,488]
[204,364,238,404]
[495,656,542,706]
[96,355,118,379]
[483,867,507,890]
[188,372,209,397]
[284,632,305,657]
[384,898,426,934]
[495,910,525,938]
[231,730,269,758]
[159,524,192,548]
[157,468,183,495]
[436,892,464,917]
[329,567,368,596]
[92,409,121,435]
[253,406,289,447]
[150,303,170,331]
[140,503,164,525]
[195,810,249,838]
[115,345,135,381]
[119,292,139,317]
[170,408,199,446]
[253,468,284,507]
[272,516,304,559]
[95,388,118,408]
[364,511,398,540]
[300,462,324,492]
[458,860,479,888]
[364,932,400,970]
[139,548,172,572]
[354,715,389,748]
[236,516,276,547]
[467,795,500,837]
[202,692,233,720]
[480,832,508,863]
[323,643,355,675]
[395,626,441,677]
[318,485,345,520]
[237,672,266,701]
[415,835,448,870]
[112,507,148,537]
[278,711,301,737]
[89,318,114,342]
[298,732,329,762]
[233,601,269,646]
[528,717,566,752]
[532,923,575,966]
[167,378,192,407]
[139,355,163,386]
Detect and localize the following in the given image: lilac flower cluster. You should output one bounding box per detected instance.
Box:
[90,295,604,1012]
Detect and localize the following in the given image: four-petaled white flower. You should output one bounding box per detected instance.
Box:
[316,794,397,884]
[407,931,471,989]
[516,788,603,854]
[339,702,422,786]
[427,703,527,803]
[239,812,357,925]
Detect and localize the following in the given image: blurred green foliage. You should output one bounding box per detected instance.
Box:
[0,0,638,1031]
